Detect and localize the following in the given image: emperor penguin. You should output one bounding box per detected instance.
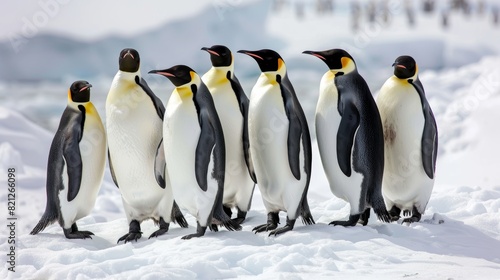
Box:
[149,65,242,239]
[106,48,187,243]
[237,49,315,236]
[30,80,106,239]
[376,55,438,224]
[302,48,390,226]
[201,45,256,224]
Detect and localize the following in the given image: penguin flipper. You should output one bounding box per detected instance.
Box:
[135,76,165,120]
[337,100,360,177]
[229,73,257,183]
[64,107,84,202]
[421,109,438,179]
[154,139,166,189]
[278,74,302,181]
[412,79,438,179]
[195,110,216,192]
[108,149,119,188]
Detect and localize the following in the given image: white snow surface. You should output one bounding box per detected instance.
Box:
[2,1,500,279]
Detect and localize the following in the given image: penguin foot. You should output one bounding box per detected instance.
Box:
[329,214,361,227]
[182,223,207,240]
[149,217,170,239]
[63,228,94,239]
[117,220,142,244]
[358,208,371,226]
[253,212,279,233]
[232,209,247,225]
[269,217,296,236]
[389,206,402,222]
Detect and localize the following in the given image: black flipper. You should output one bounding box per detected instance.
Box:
[228,72,257,183]
[154,139,166,189]
[194,110,216,192]
[65,105,85,202]
[277,74,302,180]
[108,149,119,188]
[411,79,438,179]
[336,99,360,177]
[135,76,165,120]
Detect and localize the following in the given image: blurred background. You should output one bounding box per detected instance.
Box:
[0,0,499,186]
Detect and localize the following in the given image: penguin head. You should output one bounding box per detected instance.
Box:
[202,45,233,67]
[392,55,418,80]
[302,49,357,75]
[119,48,140,73]
[237,49,286,73]
[69,80,92,103]
[149,65,198,87]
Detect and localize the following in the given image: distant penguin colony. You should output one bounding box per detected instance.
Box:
[32,46,438,241]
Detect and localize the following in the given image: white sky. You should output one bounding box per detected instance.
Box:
[0,0,216,41]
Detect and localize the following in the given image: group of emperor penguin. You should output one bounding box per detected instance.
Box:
[30,45,438,242]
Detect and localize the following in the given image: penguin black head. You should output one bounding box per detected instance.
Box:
[392,55,417,80]
[237,49,284,73]
[302,49,357,74]
[69,80,92,103]
[149,65,195,87]
[119,48,140,73]
[202,45,232,67]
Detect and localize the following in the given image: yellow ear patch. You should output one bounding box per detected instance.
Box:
[341,57,350,69]
[190,71,195,81]
[67,89,72,101]
[278,58,284,71]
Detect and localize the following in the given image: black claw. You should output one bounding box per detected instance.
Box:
[269,217,296,236]
[149,217,170,239]
[63,224,94,239]
[182,222,207,240]
[252,212,279,233]
[329,214,361,227]
[117,220,142,244]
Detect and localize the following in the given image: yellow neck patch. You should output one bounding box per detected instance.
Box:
[176,86,193,99]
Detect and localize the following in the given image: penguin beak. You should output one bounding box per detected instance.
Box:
[302,50,326,61]
[393,63,407,69]
[79,84,92,92]
[237,50,264,61]
[148,70,175,77]
[201,47,220,57]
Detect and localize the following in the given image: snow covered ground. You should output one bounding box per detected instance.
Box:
[2,1,500,279]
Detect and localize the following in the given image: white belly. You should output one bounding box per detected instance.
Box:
[164,93,218,226]
[210,81,254,209]
[249,78,306,215]
[315,78,363,214]
[377,77,434,212]
[106,80,165,215]
[59,107,106,227]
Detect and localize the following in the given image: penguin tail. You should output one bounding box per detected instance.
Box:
[212,204,242,232]
[369,192,391,223]
[30,210,58,235]
[171,201,188,228]
[300,198,316,225]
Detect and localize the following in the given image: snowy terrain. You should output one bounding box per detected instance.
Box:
[2,1,500,279]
